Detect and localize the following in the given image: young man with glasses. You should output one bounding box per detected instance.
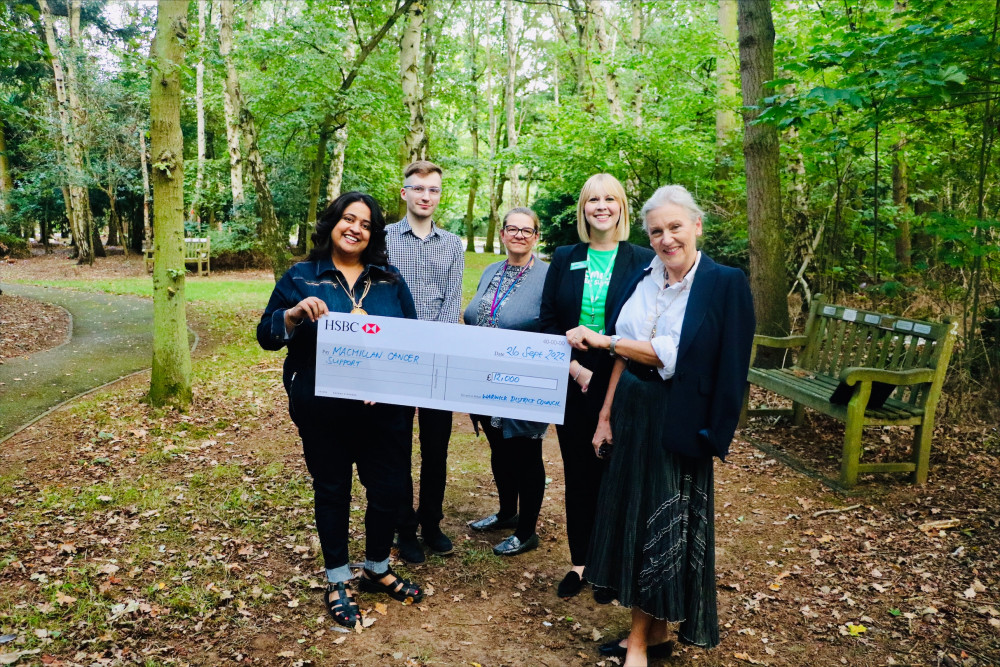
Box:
[386,160,465,563]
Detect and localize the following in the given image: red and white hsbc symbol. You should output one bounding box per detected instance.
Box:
[362,323,380,334]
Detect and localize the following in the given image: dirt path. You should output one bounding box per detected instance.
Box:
[0,283,158,440]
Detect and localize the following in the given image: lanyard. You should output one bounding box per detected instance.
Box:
[490,256,533,323]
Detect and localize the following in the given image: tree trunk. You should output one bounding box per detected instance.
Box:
[301,121,330,255]
[0,115,12,217]
[220,0,289,280]
[715,0,739,183]
[504,0,520,206]
[738,0,789,337]
[39,0,93,264]
[139,127,152,248]
[149,0,192,408]
[892,139,911,268]
[192,0,207,226]
[421,0,439,155]
[326,126,348,204]
[464,4,481,252]
[587,0,624,123]
[221,8,245,212]
[400,0,427,165]
[67,0,101,260]
[485,39,501,254]
[629,0,645,126]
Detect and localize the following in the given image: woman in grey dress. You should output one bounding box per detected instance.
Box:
[464,208,550,556]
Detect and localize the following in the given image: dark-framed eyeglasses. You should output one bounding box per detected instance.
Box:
[503,225,537,238]
[403,185,442,196]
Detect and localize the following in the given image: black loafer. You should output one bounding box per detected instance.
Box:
[598,637,674,659]
[593,585,618,604]
[421,527,454,556]
[557,570,587,598]
[492,533,539,556]
[469,513,519,532]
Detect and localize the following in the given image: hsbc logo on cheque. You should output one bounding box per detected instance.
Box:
[362,323,380,334]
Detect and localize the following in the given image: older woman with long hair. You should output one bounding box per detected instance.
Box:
[566,185,755,664]
[257,191,425,630]
[539,174,654,598]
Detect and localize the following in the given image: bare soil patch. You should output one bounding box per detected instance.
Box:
[0,294,71,361]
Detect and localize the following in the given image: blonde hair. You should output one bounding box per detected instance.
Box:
[576,173,630,243]
[502,207,540,233]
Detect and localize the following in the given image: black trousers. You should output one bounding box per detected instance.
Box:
[476,417,546,542]
[397,406,452,534]
[290,373,411,569]
[555,381,607,566]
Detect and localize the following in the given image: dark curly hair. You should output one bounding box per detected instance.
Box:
[307,191,389,268]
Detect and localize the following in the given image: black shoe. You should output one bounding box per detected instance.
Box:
[468,513,519,532]
[359,565,424,604]
[598,636,673,659]
[557,570,587,598]
[421,526,454,556]
[492,533,539,556]
[395,532,425,563]
[593,585,617,604]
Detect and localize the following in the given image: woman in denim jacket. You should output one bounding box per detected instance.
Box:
[257,192,423,629]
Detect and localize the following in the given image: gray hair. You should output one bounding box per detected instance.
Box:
[640,185,705,232]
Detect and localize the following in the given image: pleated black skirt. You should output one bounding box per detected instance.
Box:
[586,368,720,649]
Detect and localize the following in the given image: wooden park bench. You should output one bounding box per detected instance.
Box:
[740,295,957,488]
[144,237,211,276]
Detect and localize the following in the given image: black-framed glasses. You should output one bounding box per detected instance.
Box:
[503,225,536,238]
[403,185,442,196]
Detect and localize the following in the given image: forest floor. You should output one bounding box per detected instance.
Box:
[0,294,70,361]
[0,249,998,667]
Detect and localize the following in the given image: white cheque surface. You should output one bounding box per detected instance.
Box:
[314,314,572,424]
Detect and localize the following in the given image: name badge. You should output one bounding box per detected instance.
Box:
[570,260,588,271]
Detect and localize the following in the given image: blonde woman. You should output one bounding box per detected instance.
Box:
[539,174,654,598]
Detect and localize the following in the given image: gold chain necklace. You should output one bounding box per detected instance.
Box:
[335,273,372,315]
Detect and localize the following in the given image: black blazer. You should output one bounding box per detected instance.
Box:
[540,241,655,406]
[607,253,756,460]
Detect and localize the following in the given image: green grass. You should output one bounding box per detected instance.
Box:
[14,250,504,313]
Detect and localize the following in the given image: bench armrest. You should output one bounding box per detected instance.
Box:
[839,366,935,387]
[753,334,808,349]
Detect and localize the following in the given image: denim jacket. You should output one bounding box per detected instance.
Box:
[256,258,417,389]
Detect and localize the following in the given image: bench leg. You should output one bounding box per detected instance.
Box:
[738,386,750,428]
[792,401,805,426]
[839,414,864,489]
[910,418,933,485]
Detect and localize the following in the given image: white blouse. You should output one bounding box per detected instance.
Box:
[615,251,701,380]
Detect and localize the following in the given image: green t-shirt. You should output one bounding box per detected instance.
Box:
[579,246,618,333]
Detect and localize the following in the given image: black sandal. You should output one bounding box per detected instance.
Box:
[324,581,361,628]
[359,565,424,604]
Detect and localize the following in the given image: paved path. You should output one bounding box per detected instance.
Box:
[0,283,156,441]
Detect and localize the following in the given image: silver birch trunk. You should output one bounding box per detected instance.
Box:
[193,0,206,226]
[400,0,427,164]
[504,0,520,206]
[39,0,93,264]
[220,0,289,280]
[629,0,644,126]
[326,126,348,204]
[0,114,11,217]
[587,0,624,123]
[220,7,245,211]
[149,0,192,408]
[139,127,151,247]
